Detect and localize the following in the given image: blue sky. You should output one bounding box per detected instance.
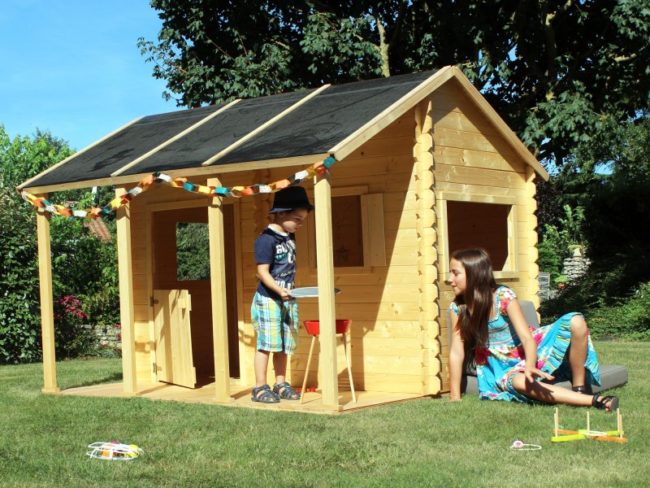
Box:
[0,0,176,150]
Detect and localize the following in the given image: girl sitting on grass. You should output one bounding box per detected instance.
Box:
[448,248,619,411]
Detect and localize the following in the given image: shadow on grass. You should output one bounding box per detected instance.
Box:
[63,372,123,389]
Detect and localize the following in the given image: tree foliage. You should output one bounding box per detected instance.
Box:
[0,126,120,363]
[537,203,587,283]
[176,222,211,281]
[0,182,41,363]
[541,114,650,317]
[582,115,650,287]
[140,0,649,165]
[0,128,75,362]
[140,1,649,315]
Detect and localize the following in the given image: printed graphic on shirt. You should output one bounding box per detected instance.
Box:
[254,227,297,298]
[272,239,296,289]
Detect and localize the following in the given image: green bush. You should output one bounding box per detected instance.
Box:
[176,222,210,280]
[542,260,634,317]
[538,204,587,283]
[537,225,567,282]
[81,285,120,329]
[0,188,42,363]
[53,295,98,358]
[1,128,120,363]
[542,280,650,341]
[586,282,650,340]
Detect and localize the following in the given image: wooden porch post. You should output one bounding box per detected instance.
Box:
[207,177,231,402]
[314,172,339,409]
[115,188,137,394]
[36,202,58,393]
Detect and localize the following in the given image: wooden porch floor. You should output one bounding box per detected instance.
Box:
[58,380,425,414]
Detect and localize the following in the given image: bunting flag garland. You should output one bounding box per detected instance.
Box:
[21,155,336,219]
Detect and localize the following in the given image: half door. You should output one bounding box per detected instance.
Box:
[153,289,196,388]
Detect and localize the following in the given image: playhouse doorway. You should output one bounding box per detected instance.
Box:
[150,204,241,388]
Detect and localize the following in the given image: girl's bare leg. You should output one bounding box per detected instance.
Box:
[511,374,593,406]
[569,314,589,388]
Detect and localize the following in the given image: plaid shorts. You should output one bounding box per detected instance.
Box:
[251,292,299,354]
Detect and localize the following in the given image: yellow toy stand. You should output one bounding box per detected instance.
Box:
[551,408,627,444]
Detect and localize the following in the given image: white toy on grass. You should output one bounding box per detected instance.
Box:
[86,441,143,461]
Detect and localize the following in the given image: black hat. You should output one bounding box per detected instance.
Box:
[269,186,314,213]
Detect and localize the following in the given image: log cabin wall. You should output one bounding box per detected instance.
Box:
[270,107,440,395]
[431,79,540,391]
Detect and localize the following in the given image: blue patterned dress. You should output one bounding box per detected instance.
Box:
[450,285,601,402]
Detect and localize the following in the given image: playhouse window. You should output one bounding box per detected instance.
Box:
[332,196,364,267]
[305,189,386,270]
[176,222,210,281]
[445,200,514,272]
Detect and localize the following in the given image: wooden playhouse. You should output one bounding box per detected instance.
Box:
[20,66,549,413]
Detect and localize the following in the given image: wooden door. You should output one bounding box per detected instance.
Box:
[153,289,196,388]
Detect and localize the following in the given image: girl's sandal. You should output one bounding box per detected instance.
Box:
[273,382,301,400]
[252,384,280,403]
[592,394,619,412]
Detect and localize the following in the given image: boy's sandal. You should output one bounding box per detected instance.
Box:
[592,394,619,412]
[273,382,301,400]
[572,385,593,394]
[251,384,280,403]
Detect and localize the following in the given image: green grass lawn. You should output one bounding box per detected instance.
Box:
[1,341,647,487]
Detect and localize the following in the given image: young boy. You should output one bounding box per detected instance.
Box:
[251,186,313,403]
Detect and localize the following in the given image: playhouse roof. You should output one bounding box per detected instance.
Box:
[19,66,548,192]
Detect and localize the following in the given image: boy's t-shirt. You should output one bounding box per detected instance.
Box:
[254,226,296,299]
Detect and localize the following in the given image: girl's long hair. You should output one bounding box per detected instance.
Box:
[451,248,497,350]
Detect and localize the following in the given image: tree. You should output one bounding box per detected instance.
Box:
[539,113,650,319]
[140,0,649,166]
[0,128,73,191]
[0,127,73,362]
[0,127,120,363]
[582,115,650,277]
[176,222,211,281]
[0,183,42,363]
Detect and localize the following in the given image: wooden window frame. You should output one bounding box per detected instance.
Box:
[436,191,518,280]
[298,185,386,276]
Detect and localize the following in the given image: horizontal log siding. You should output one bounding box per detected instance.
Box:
[281,109,437,394]
[431,80,540,392]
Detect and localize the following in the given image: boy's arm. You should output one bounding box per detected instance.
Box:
[256,264,291,300]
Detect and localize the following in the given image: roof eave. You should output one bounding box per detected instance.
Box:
[19,65,548,194]
[330,66,455,161]
[19,153,332,194]
[16,116,145,192]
